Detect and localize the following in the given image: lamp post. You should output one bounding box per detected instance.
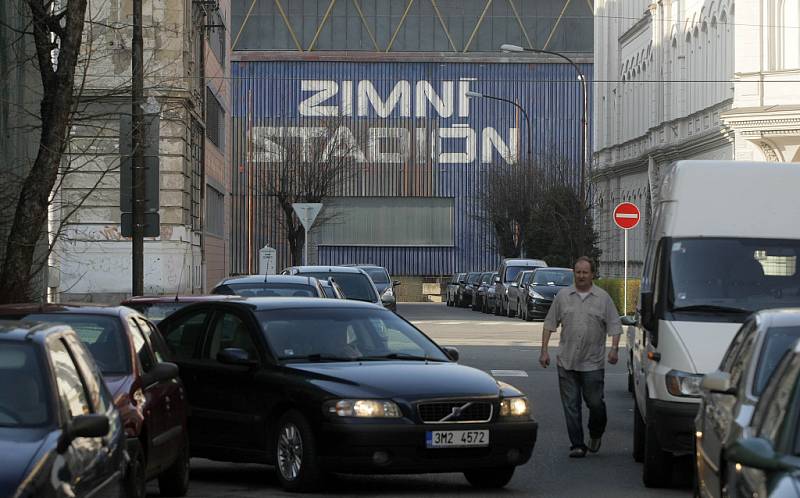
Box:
[465,91,531,163]
[500,44,589,208]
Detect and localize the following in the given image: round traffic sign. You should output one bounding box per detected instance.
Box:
[613,202,641,230]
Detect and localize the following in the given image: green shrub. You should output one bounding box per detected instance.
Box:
[594,278,640,315]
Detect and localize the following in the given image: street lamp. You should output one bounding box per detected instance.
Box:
[500,44,589,207]
[465,90,532,163]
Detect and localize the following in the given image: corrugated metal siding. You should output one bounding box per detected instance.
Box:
[231,60,592,276]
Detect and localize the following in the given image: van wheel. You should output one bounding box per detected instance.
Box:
[642,408,673,487]
[633,401,644,462]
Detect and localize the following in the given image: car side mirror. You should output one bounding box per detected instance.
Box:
[620,315,637,326]
[443,347,459,362]
[494,276,501,284]
[510,282,518,287]
[218,347,258,367]
[393,280,401,287]
[701,370,735,394]
[57,414,109,453]
[141,361,179,387]
[728,437,795,472]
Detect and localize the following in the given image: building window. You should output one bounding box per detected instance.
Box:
[190,119,203,232]
[206,185,224,237]
[206,87,225,150]
[207,14,226,66]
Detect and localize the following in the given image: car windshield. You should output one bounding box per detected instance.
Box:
[216,283,318,298]
[533,270,574,286]
[669,238,800,312]
[130,302,187,322]
[505,266,537,283]
[298,273,377,302]
[258,308,449,362]
[21,314,130,375]
[753,325,800,396]
[363,268,389,284]
[0,343,51,427]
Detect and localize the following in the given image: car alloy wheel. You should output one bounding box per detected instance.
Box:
[274,410,324,492]
[277,423,303,481]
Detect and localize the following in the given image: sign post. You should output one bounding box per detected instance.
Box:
[292,203,323,265]
[613,202,641,315]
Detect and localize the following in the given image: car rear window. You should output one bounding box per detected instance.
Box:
[21,314,130,375]
[0,343,50,427]
[363,268,390,284]
[298,273,377,303]
[215,283,319,298]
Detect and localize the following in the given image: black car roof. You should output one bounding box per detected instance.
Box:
[0,303,136,319]
[182,296,385,312]
[285,266,367,274]
[217,275,318,286]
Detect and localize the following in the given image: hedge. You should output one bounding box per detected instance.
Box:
[594,278,640,315]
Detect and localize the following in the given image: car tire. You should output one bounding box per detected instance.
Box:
[642,406,673,488]
[124,441,147,498]
[446,295,452,307]
[633,401,645,462]
[464,466,515,489]
[494,300,502,316]
[506,300,514,318]
[524,305,533,322]
[275,410,325,493]
[158,438,190,497]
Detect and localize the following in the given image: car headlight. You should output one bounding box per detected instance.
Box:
[499,397,530,417]
[328,400,401,418]
[528,289,544,299]
[665,370,704,397]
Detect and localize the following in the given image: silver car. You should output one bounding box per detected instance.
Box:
[695,308,800,498]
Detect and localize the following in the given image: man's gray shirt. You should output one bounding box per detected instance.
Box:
[543,285,622,371]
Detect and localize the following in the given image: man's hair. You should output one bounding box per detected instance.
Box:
[573,256,595,273]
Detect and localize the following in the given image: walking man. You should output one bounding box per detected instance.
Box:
[539,256,622,458]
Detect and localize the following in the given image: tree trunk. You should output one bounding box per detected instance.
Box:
[0,0,89,303]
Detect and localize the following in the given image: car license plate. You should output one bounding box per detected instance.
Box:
[425,430,489,448]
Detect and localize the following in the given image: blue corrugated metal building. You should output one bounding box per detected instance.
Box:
[228,0,593,278]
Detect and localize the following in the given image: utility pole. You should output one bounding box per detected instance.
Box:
[132,0,145,295]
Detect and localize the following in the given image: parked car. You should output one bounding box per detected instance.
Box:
[484,274,500,314]
[695,308,800,498]
[446,273,466,307]
[722,336,800,497]
[0,321,126,498]
[0,304,190,498]
[282,266,382,307]
[630,161,800,488]
[344,264,401,312]
[472,272,496,312]
[319,278,346,299]
[520,268,574,321]
[122,294,239,323]
[157,297,538,492]
[493,259,548,316]
[212,274,326,298]
[458,272,483,308]
[505,270,535,318]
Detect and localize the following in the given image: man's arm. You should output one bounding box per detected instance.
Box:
[540,327,553,368]
[608,333,620,364]
[606,293,623,364]
[539,294,560,368]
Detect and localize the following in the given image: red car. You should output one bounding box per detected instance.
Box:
[122,294,239,323]
[0,303,190,498]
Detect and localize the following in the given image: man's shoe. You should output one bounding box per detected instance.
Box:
[588,437,602,453]
[569,447,587,458]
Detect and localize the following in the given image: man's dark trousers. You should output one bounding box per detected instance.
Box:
[557,366,607,450]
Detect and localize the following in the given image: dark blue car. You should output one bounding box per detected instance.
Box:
[0,322,126,498]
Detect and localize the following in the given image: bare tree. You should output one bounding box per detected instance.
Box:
[0,0,88,303]
[251,120,364,265]
[479,155,600,267]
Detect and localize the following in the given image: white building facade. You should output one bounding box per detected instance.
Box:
[593,0,800,277]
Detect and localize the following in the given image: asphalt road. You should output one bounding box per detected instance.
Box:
[170,303,692,497]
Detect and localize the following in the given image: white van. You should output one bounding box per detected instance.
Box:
[628,161,800,487]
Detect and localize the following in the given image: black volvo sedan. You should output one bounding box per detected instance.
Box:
[157,297,537,492]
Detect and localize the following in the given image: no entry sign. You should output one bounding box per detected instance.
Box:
[613,202,641,230]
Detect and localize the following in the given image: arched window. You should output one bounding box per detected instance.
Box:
[778,0,800,69]
[711,17,719,102]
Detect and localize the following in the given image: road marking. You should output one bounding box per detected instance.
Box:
[490,370,528,377]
